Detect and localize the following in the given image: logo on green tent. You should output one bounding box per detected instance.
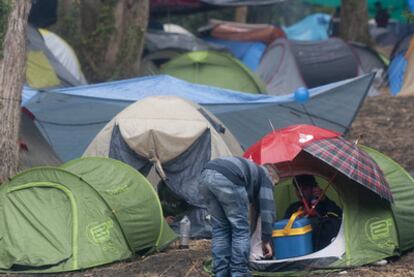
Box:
[365,217,394,249]
[89,219,113,243]
[87,219,118,253]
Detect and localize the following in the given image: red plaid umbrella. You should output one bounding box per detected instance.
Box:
[304,137,393,202]
[243,124,340,164]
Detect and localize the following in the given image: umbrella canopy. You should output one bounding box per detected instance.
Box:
[244,125,393,202]
[304,137,393,202]
[243,124,340,164]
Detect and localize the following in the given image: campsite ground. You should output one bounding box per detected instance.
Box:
[8,94,414,276]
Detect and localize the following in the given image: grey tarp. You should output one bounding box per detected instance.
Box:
[257,38,361,95]
[204,74,373,149]
[23,74,373,161]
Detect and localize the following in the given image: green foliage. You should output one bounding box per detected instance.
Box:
[79,0,118,81]
[54,1,148,82]
[55,2,81,49]
[155,1,334,32]
[0,0,10,59]
[403,11,414,23]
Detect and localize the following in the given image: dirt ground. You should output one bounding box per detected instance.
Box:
[7,94,414,276]
[347,93,414,174]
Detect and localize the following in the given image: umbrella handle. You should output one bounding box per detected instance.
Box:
[294,175,319,217]
[300,195,318,217]
[308,172,339,216]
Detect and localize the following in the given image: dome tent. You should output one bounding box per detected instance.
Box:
[84,96,243,237]
[350,42,388,74]
[0,158,176,273]
[249,145,414,274]
[26,25,85,89]
[257,38,361,95]
[18,108,62,170]
[241,126,414,275]
[388,34,414,96]
[160,51,267,93]
[39,28,87,84]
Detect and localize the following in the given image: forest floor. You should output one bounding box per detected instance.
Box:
[7,93,414,276]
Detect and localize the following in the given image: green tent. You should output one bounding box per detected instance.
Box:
[160,51,267,93]
[0,157,176,273]
[304,0,408,22]
[248,146,414,275]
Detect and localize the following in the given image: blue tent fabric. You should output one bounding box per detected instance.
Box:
[23,74,373,161]
[388,53,407,95]
[282,13,331,41]
[408,0,414,12]
[203,37,266,70]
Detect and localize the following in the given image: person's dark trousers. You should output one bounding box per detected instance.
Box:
[199,169,252,277]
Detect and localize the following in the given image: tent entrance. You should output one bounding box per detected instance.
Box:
[109,125,213,238]
[250,218,345,269]
[1,182,76,270]
[249,176,345,271]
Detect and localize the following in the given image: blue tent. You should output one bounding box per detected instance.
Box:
[282,13,331,41]
[203,37,266,70]
[388,53,407,95]
[23,74,373,161]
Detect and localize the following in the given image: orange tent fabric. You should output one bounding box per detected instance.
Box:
[210,21,285,45]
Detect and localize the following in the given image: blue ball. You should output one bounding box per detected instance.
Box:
[294,87,310,103]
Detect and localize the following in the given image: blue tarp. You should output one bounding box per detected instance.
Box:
[23,74,373,161]
[203,37,266,70]
[282,13,331,41]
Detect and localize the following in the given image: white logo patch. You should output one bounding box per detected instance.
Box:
[299,134,314,144]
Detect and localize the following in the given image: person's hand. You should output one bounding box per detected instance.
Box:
[165,216,175,225]
[262,241,273,259]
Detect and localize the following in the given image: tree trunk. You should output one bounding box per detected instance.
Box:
[340,0,372,45]
[79,0,149,83]
[0,0,31,183]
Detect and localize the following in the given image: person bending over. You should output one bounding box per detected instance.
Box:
[199,157,279,277]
